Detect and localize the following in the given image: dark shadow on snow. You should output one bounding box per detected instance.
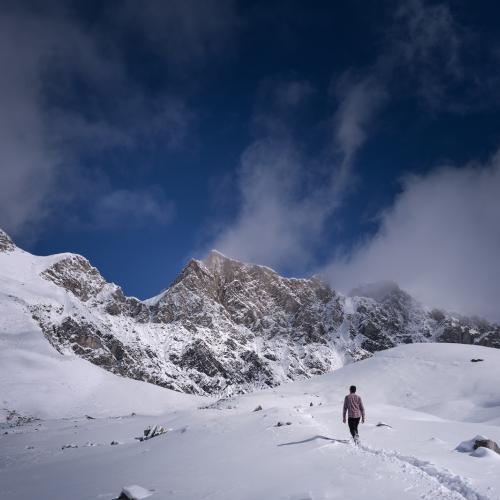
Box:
[278,435,350,447]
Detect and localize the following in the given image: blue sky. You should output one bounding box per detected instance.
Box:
[2,1,500,320]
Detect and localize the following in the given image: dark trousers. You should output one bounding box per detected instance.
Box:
[348,417,360,439]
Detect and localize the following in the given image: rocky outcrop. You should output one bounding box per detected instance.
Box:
[0,229,15,252]
[346,284,434,352]
[41,255,107,301]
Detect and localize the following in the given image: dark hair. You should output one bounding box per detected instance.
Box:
[349,385,356,393]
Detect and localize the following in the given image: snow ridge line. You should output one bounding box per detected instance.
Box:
[359,444,490,500]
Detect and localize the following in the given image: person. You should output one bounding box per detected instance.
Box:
[343,385,365,444]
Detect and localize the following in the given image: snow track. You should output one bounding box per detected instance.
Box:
[357,444,490,500]
[309,410,493,500]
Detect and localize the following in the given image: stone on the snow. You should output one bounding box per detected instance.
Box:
[474,439,500,455]
[117,484,154,499]
[456,435,489,453]
[470,358,484,362]
[276,421,292,427]
[376,422,392,428]
[137,425,168,442]
[253,405,263,412]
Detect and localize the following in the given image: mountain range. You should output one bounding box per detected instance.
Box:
[1,228,499,395]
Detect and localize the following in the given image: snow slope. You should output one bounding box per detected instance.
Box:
[1,343,499,499]
[0,273,198,420]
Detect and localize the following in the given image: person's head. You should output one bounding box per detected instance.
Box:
[349,385,356,394]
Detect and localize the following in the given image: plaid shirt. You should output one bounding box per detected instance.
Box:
[343,393,365,419]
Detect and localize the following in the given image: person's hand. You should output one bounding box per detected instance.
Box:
[362,418,365,424]
[343,417,346,424]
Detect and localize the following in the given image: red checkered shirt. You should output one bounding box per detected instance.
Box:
[343,393,365,419]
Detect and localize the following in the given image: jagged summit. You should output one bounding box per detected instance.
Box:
[204,248,230,263]
[201,249,280,276]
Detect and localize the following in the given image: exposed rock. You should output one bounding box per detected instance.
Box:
[470,358,484,363]
[136,425,168,442]
[117,485,154,500]
[0,229,15,252]
[61,444,78,450]
[3,409,39,427]
[41,255,107,301]
[474,439,500,455]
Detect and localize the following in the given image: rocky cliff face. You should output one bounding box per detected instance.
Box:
[1,230,499,395]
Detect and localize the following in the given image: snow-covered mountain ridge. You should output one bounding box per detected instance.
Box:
[1,228,499,395]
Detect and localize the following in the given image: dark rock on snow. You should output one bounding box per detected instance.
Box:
[474,439,500,455]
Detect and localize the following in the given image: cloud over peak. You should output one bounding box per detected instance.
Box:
[324,152,500,321]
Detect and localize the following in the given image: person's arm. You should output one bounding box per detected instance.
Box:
[343,396,347,422]
[360,396,365,423]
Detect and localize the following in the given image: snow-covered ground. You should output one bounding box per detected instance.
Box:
[1,339,499,499]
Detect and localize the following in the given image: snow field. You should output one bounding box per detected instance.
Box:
[1,343,500,499]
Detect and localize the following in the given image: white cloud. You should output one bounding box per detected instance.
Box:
[324,153,500,322]
[332,76,387,189]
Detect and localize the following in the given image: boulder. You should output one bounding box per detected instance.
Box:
[117,484,154,499]
[474,439,500,455]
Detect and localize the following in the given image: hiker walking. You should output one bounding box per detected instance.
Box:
[343,385,365,444]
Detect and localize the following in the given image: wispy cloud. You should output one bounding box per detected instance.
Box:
[210,75,384,269]
[332,74,387,183]
[0,2,236,237]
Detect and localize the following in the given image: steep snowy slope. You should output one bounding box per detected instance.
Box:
[1,228,499,396]
[1,344,499,500]
[0,292,197,421]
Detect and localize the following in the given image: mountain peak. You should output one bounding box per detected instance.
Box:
[202,249,233,270]
[0,228,16,253]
